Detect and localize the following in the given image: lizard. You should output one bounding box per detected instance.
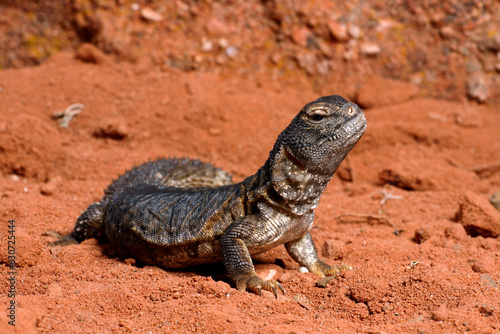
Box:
[49,95,367,298]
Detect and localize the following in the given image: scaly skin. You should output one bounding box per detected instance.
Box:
[49,95,367,298]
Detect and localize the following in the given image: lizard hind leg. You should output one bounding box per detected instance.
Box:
[48,201,106,246]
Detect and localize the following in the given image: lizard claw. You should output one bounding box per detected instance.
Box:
[236,275,285,298]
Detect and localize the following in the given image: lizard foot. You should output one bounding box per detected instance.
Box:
[44,231,80,247]
[235,275,285,299]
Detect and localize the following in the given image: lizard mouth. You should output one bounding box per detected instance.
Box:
[320,116,367,147]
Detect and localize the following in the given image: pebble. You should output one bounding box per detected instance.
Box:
[431,304,449,321]
[478,304,495,317]
[489,190,500,211]
[466,73,490,103]
[457,191,500,238]
[327,20,349,42]
[75,43,111,65]
[94,118,129,140]
[315,275,336,288]
[471,255,496,274]
[40,182,57,196]
[360,42,381,56]
[140,7,164,22]
[254,264,283,281]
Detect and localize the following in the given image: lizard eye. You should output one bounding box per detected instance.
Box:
[310,113,326,122]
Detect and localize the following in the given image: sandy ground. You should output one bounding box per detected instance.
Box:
[1,1,500,333]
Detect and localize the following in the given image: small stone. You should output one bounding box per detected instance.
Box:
[40,182,57,196]
[489,191,500,211]
[327,20,349,42]
[457,191,500,238]
[291,26,309,47]
[466,73,490,103]
[360,42,381,56]
[439,26,455,39]
[471,255,496,274]
[413,228,431,244]
[348,24,361,39]
[478,304,495,317]
[75,43,110,65]
[444,223,467,241]
[431,304,449,321]
[205,18,229,35]
[140,7,164,22]
[94,118,129,140]
[292,294,313,310]
[295,51,316,75]
[124,258,136,265]
[255,264,283,281]
[315,275,335,288]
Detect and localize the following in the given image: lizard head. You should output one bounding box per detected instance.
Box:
[272,95,366,177]
[268,96,366,212]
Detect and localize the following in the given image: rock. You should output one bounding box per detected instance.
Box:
[478,304,495,317]
[140,7,164,22]
[479,32,500,52]
[431,304,449,321]
[327,20,349,42]
[295,51,316,75]
[292,295,313,310]
[471,255,496,274]
[75,43,111,65]
[489,191,500,211]
[444,223,467,241]
[457,192,500,238]
[466,73,490,103]
[255,264,283,281]
[40,182,57,196]
[413,228,431,244]
[94,118,129,140]
[360,42,381,56]
[205,18,229,35]
[291,26,309,47]
[356,76,419,108]
[322,239,346,260]
[315,275,336,288]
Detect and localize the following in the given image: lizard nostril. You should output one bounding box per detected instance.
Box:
[348,107,354,114]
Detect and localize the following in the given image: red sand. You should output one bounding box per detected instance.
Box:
[0,1,499,333]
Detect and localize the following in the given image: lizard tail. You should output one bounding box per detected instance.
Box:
[49,201,106,246]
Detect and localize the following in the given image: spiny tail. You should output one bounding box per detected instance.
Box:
[48,201,107,246]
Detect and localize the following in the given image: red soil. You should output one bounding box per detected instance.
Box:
[0,1,499,333]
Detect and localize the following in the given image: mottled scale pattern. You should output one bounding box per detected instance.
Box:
[50,95,367,297]
[105,183,246,267]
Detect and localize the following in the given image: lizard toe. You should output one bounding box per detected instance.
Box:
[236,275,285,298]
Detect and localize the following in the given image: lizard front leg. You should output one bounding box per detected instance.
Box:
[221,216,284,298]
[285,232,351,277]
